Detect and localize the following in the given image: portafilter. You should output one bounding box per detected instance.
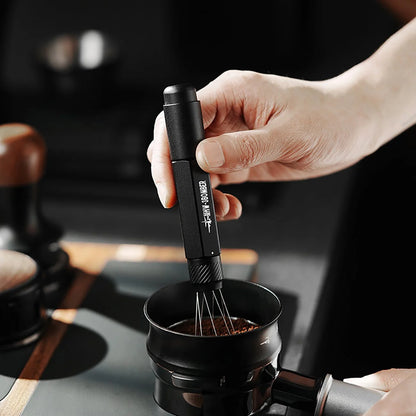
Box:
[144,279,384,416]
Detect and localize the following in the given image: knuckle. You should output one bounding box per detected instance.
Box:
[218,69,241,81]
[218,69,258,89]
[238,70,261,83]
[377,369,404,391]
[238,134,261,167]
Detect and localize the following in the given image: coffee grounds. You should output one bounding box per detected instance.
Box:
[169,317,259,336]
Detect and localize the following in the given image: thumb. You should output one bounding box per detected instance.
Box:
[196,129,278,173]
[344,368,416,392]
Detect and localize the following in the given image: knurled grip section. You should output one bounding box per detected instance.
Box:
[188,256,223,285]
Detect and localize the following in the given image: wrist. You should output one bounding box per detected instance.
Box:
[342,19,416,148]
[322,63,384,160]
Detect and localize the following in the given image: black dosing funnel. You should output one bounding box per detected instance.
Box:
[144,280,282,415]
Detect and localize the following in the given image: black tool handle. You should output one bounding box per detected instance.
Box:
[163,84,223,286]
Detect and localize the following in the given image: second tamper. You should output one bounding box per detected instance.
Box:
[0,249,47,349]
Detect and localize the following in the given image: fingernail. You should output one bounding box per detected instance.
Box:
[198,141,225,168]
[157,185,168,208]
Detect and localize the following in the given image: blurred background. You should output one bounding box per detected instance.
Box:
[0,0,406,204]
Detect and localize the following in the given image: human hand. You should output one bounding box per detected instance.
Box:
[148,69,379,219]
[345,368,416,415]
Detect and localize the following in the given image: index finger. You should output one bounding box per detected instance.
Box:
[149,111,176,208]
[197,77,227,134]
[150,80,224,208]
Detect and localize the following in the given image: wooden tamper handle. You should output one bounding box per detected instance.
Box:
[0,123,46,186]
[0,122,62,252]
[0,249,37,292]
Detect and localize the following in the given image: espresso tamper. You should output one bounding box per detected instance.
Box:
[0,123,72,306]
[0,249,46,349]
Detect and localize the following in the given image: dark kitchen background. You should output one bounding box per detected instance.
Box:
[1,0,416,403]
[0,0,403,203]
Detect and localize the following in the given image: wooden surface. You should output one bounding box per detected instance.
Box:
[0,242,257,416]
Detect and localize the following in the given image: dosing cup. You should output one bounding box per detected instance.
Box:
[144,279,282,415]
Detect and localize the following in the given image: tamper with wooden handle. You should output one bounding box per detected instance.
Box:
[0,123,72,306]
[0,249,46,349]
